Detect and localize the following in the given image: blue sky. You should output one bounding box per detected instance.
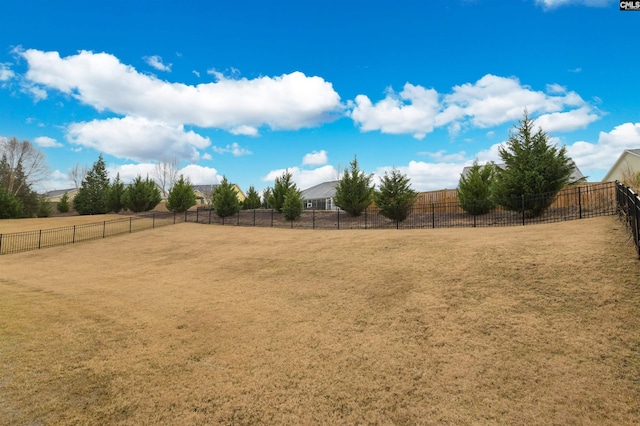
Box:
[1,0,638,194]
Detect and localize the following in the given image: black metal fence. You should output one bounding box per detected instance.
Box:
[616,181,640,257]
[0,211,189,255]
[192,182,617,230]
[0,182,620,256]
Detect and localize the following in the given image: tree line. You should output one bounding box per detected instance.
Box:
[1,111,581,221]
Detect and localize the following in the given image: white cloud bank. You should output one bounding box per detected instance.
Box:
[20,49,343,135]
[67,116,210,162]
[350,74,600,139]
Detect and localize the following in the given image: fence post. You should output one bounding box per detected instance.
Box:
[103,221,106,238]
[129,217,132,233]
[271,209,274,227]
[473,200,477,228]
[522,195,525,226]
[0,233,2,255]
[432,202,435,229]
[38,230,42,250]
[253,209,256,226]
[73,225,76,244]
[196,208,199,223]
[209,207,212,224]
[578,187,582,219]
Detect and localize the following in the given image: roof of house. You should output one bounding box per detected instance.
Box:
[192,183,246,199]
[460,161,585,184]
[300,181,338,200]
[192,184,213,197]
[43,188,77,198]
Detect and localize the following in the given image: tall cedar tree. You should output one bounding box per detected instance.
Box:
[334,155,374,217]
[121,175,162,213]
[374,168,418,223]
[493,111,579,218]
[166,175,196,212]
[282,189,303,221]
[212,176,240,218]
[57,192,70,213]
[106,173,126,213]
[261,187,272,209]
[268,170,297,212]
[71,154,111,215]
[458,161,496,215]
[242,185,262,209]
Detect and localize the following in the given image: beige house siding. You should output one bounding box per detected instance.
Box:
[603,150,640,182]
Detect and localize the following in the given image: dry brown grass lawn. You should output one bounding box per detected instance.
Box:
[0,216,639,424]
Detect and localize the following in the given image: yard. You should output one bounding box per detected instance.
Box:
[0,216,638,424]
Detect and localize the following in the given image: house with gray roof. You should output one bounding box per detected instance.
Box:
[300,180,339,210]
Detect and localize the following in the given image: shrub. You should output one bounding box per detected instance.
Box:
[334,155,374,217]
[374,168,418,223]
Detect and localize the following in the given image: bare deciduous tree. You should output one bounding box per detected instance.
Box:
[154,157,180,198]
[68,162,88,189]
[0,137,50,195]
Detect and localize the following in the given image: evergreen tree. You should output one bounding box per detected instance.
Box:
[166,174,196,212]
[242,185,262,209]
[37,196,52,218]
[282,188,303,221]
[106,173,126,213]
[493,111,581,218]
[211,176,240,218]
[458,161,496,215]
[374,168,418,223]
[57,192,70,213]
[261,187,272,209]
[269,170,297,212]
[0,185,22,219]
[121,175,162,213]
[13,161,39,217]
[74,154,111,215]
[334,155,374,217]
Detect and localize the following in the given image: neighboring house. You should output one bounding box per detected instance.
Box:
[602,149,640,182]
[43,188,80,203]
[300,181,339,210]
[192,183,246,205]
[459,161,585,186]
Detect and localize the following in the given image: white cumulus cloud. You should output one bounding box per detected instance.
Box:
[302,150,328,166]
[67,116,210,163]
[350,74,598,139]
[566,122,640,175]
[350,83,440,139]
[20,49,343,134]
[0,63,14,82]
[144,55,172,72]
[262,165,338,190]
[212,142,252,157]
[34,136,63,148]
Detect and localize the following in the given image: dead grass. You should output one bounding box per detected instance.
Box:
[0,216,639,424]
